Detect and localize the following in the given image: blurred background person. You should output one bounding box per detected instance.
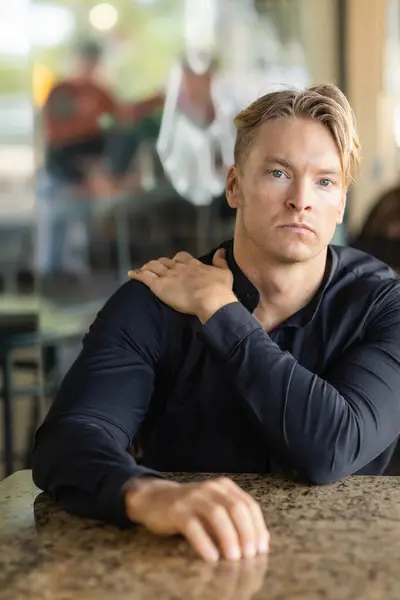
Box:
[43,39,116,189]
[351,185,400,273]
[36,39,117,280]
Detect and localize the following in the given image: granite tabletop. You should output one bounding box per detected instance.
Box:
[0,471,399,600]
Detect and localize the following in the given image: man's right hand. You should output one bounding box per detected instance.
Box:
[124,477,270,563]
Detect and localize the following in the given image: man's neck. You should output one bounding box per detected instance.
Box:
[233,238,329,331]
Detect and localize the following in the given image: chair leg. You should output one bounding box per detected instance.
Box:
[1,353,14,476]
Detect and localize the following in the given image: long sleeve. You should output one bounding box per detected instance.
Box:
[198,285,400,484]
[32,281,166,526]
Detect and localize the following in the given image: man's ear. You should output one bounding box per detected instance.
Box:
[226,165,242,209]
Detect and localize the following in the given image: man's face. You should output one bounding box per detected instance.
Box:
[226,117,346,264]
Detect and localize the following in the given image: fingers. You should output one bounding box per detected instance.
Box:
[180,478,269,562]
[241,494,270,554]
[140,259,171,277]
[222,478,270,555]
[213,248,229,269]
[173,251,197,265]
[195,497,242,561]
[158,257,176,269]
[204,478,269,559]
[127,249,224,280]
[128,257,174,280]
[212,489,258,558]
[128,269,159,288]
[183,516,220,563]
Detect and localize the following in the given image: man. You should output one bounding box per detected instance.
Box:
[33,85,400,563]
[43,39,117,186]
[37,40,117,277]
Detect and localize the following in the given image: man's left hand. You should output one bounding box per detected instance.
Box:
[128,249,237,323]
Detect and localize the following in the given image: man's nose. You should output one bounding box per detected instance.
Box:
[285,181,313,212]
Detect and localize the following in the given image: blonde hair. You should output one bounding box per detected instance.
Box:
[233,84,360,187]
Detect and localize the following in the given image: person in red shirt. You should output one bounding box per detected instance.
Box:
[37,40,117,278]
[43,39,117,185]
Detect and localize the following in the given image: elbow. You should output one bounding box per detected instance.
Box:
[295,413,362,485]
[304,469,345,486]
[297,454,352,486]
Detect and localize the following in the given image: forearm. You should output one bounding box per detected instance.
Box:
[32,417,163,527]
[198,303,399,483]
[31,280,170,525]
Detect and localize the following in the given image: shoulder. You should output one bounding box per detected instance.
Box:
[83,280,179,364]
[97,280,170,326]
[329,245,400,326]
[331,245,399,292]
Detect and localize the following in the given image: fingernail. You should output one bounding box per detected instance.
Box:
[244,544,256,558]
[206,548,219,563]
[258,539,269,554]
[227,547,241,561]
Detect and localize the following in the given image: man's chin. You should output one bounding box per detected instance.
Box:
[269,246,317,265]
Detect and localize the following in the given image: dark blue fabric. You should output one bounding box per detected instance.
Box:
[32,242,400,526]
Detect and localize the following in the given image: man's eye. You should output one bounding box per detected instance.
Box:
[319,179,333,187]
[270,170,285,179]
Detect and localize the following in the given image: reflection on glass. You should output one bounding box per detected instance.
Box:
[157,59,226,207]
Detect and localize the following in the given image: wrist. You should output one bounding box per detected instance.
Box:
[124,477,178,523]
[124,476,157,522]
[196,293,238,324]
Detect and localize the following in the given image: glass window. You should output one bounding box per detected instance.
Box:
[31,0,341,309]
